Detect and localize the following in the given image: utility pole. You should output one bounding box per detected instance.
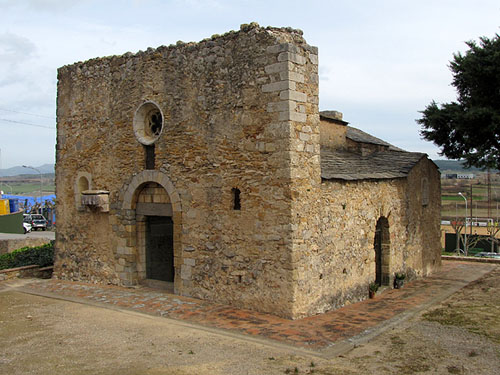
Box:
[470,184,473,236]
[459,192,468,255]
[0,147,2,194]
[488,169,492,219]
[22,165,42,214]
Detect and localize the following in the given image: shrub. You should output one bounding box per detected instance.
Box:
[369,281,379,292]
[0,241,54,270]
[395,272,406,280]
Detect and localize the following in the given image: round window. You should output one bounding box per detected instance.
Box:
[133,101,164,145]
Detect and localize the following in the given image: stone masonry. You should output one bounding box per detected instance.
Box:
[54,23,441,319]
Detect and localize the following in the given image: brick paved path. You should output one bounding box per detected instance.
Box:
[17,261,496,350]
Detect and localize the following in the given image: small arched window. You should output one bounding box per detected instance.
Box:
[78,176,89,194]
[74,172,92,210]
[232,188,241,210]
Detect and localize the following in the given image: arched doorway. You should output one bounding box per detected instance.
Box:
[135,182,174,284]
[374,217,390,286]
[117,170,182,290]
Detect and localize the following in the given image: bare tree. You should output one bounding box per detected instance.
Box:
[465,233,483,256]
[485,222,500,253]
[450,220,482,256]
[450,220,465,255]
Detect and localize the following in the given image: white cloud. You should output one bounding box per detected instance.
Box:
[0,0,81,12]
[0,33,36,64]
[173,0,224,11]
[0,0,499,167]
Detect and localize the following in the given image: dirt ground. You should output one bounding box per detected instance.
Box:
[1,267,499,375]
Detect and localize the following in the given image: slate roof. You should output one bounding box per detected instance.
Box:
[321,148,426,181]
[346,126,404,151]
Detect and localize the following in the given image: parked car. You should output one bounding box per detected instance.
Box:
[474,252,500,259]
[23,214,48,231]
[23,221,32,234]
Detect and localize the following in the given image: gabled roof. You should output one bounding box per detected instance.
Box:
[346,126,405,152]
[321,148,426,181]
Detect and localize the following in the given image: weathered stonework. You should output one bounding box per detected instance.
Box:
[54,23,441,319]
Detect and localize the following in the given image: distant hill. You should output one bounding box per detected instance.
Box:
[432,159,498,173]
[0,164,54,177]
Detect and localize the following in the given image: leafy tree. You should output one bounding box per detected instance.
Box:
[418,34,500,169]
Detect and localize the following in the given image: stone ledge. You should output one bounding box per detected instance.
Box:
[0,264,39,273]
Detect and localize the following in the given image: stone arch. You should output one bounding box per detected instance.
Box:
[116,171,182,290]
[122,170,182,213]
[374,216,391,286]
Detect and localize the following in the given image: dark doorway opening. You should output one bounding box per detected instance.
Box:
[374,227,382,285]
[374,217,390,286]
[146,216,174,282]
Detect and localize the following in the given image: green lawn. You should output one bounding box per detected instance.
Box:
[1,183,55,195]
[442,196,463,201]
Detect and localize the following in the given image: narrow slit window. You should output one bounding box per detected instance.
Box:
[421,177,429,206]
[232,188,241,210]
[145,144,155,170]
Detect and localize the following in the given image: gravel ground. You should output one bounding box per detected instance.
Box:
[0,266,499,375]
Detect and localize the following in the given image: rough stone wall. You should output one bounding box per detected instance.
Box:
[290,176,403,317]
[289,158,441,318]
[319,119,346,148]
[405,158,442,275]
[55,24,318,318]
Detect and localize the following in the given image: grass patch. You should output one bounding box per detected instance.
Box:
[442,196,463,201]
[442,251,458,256]
[423,309,475,328]
[423,268,500,343]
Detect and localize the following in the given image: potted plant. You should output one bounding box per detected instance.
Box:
[369,282,378,298]
[394,272,406,289]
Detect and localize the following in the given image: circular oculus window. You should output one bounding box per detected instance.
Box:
[133,101,164,145]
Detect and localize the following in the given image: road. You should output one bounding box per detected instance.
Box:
[0,231,55,241]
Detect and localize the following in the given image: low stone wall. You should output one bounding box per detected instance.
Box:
[0,238,52,255]
[0,265,53,281]
[442,255,500,264]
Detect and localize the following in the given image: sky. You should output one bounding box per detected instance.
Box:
[0,0,499,168]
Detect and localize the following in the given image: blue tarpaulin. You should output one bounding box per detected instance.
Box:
[0,194,56,225]
[1,194,55,206]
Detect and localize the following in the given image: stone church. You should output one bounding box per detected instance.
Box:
[54,24,441,319]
